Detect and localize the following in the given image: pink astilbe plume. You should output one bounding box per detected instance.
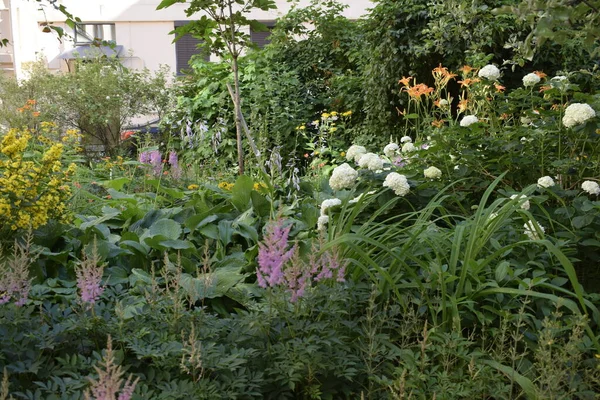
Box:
[75,239,105,305]
[85,336,140,400]
[284,248,311,302]
[0,235,35,307]
[257,219,297,288]
[168,151,182,179]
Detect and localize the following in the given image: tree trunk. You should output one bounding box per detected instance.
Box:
[232,55,244,175]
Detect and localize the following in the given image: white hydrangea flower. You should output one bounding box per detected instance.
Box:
[383,143,399,158]
[524,220,545,240]
[320,198,342,215]
[510,194,530,210]
[424,166,442,180]
[523,73,541,87]
[537,176,555,189]
[478,64,501,81]
[346,145,367,163]
[460,115,479,127]
[317,215,329,231]
[329,163,358,191]
[400,135,412,143]
[401,142,416,153]
[551,75,568,82]
[562,103,596,128]
[383,172,410,196]
[581,180,600,195]
[358,153,384,171]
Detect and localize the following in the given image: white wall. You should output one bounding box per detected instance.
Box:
[9,0,373,77]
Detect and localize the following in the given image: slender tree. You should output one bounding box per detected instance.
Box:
[157,0,276,175]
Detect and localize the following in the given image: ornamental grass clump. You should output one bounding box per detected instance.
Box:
[0,128,75,232]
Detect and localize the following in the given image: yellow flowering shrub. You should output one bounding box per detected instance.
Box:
[0,128,76,231]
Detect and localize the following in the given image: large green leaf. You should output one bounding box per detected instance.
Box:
[145,219,182,240]
[231,175,253,211]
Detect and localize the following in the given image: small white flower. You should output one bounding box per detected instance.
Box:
[520,117,532,125]
[537,176,555,189]
[522,73,541,87]
[346,145,367,163]
[510,194,530,210]
[478,64,501,81]
[562,103,596,128]
[524,220,545,240]
[383,172,410,196]
[424,166,442,180]
[400,135,412,143]
[551,75,568,82]
[581,180,600,195]
[439,99,449,107]
[460,115,479,127]
[320,198,342,215]
[329,163,358,191]
[401,142,416,153]
[106,96,111,100]
[383,143,399,158]
[358,153,384,171]
[317,215,329,231]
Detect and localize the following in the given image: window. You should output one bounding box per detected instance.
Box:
[250,21,275,49]
[174,21,211,75]
[74,23,116,45]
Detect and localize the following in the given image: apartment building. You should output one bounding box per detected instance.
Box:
[0,0,373,79]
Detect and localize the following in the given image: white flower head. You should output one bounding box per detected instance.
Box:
[562,103,596,128]
[581,180,600,195]
[383,172,410,196]
[346,145,367,163]
[401,142,416,153]
[478,64,501,81]
[329,163,358,191]
[383,143,399,158]
[317,215,329,231]
[524,220,545,240]
[400,135,412,143]
[460,115,479,127]
[552,75,568,82]
[537,176,555,189]
[320,198,342,215]
[510,194,530,210]
[523,73,541,87]
[424,166,442,180]
[358,153,384,171]
[439,99,449,107]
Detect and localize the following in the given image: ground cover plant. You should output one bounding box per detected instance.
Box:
[2,0,600,399]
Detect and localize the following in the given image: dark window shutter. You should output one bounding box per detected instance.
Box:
[250,22,274,49]
[174,21,210,75]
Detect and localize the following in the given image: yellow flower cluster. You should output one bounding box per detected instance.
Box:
[253,182,268,191]
[187,184,199,190]
[218,182,234,191]
[0,128,75,231]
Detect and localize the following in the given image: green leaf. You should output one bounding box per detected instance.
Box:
[251,191,270,217]
[495,261,509,282]
[146,219,182,240]
[231,175,253,211]
[572,214,595,229]
[156,0,185,10]
[480,359,538,399]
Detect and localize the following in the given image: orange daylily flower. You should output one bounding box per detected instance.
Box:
[534,71,547,79]
[458,98,469,113]
[432,64,457,84]
[458,78,481,87]
[539,85,552,93]
[499,113,510,120]
[398,76,413,87]
[26,99,36,105]
[431,119,445,128]
[32,111,41,117]
[460,65,476,75]
[494,83,506,93]
[407,83,434,99]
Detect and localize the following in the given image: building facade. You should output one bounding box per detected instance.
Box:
[0,0,373,79]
